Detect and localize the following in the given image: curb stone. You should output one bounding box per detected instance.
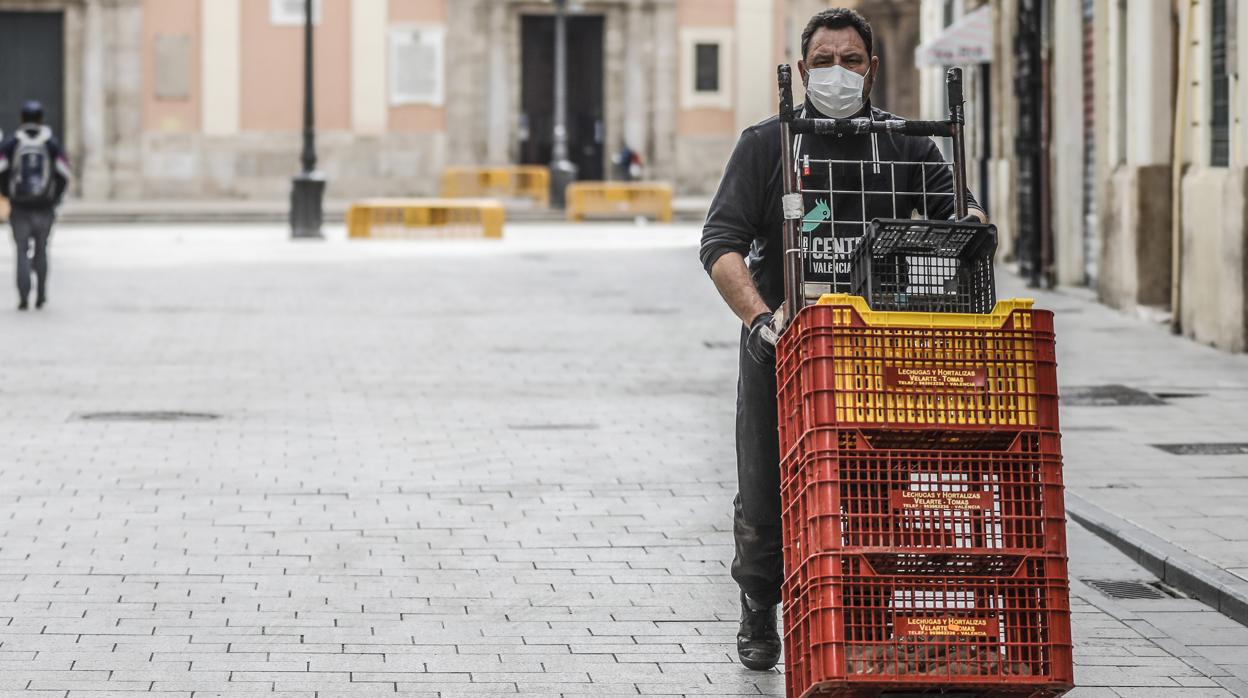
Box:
[1065,491,1248,628]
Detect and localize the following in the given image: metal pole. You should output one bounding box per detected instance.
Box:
[548,0,578,208]
[947,67,969,220]
[301,0,316,174]
[778,65,803,331]
[290,0,324,239]
[1015,0,1043,286]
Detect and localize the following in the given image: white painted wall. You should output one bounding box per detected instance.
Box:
[1051,0,1086,285]
[1126,0,1173,166]
[350,0,388,135]
[1185,0,1210,167]
[917,0,946,121]
[201,0,241,136]
[735,0,774,131]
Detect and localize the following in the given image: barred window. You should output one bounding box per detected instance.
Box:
[1211,0,1230,166]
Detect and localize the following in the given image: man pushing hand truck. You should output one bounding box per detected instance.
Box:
[701,8,1073,697]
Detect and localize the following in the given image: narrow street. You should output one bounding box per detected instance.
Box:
[1,223,1245,697]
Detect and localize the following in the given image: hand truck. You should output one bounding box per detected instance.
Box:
[772,65,1074,698]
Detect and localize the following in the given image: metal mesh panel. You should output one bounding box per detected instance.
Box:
[794,158,957,292]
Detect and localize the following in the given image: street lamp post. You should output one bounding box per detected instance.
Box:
[548,0,578,208]
[290,0,324,239]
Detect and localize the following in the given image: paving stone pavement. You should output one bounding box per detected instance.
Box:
[0,223,1244,697]
[994,277,1248,587]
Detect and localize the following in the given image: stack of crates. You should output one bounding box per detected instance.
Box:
[776,294,1074,698]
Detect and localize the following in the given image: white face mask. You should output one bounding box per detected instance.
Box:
[805,65,868,118]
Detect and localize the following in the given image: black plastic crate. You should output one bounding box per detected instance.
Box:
[849,219,998,314]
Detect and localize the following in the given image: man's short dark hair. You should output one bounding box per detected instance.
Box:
[801,8,873,60]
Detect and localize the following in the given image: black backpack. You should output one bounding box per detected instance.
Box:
[9,127,55,205]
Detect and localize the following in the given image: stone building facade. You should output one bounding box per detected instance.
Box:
[0,0,927,201]
[923,0,1248,352]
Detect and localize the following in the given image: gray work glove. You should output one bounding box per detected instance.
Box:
[746,312,780,364]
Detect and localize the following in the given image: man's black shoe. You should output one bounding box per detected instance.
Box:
[737,592,781,671]
[17,299,28,311]
[35,296,46,309]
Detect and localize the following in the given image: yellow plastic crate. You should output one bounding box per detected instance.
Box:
[776,295,1059,436]
[813,293,1036,329]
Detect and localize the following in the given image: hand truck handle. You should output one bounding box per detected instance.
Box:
[947,67,969,219]
[778,64,794,122]
[789,117,955,138]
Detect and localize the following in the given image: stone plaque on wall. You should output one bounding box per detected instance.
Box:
[390,26,445,106]
[154,35,191,101]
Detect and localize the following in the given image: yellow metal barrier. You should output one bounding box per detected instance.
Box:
[566,182,674,222]
[347,199,505,240]
[440,166,550,207]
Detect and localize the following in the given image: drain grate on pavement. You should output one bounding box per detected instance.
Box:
[1083,579,1181,600]
[1063,385,1166,406]
[76,411,221,423]
[1152,442,1248,456]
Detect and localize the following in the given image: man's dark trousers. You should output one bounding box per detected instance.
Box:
[732,326,783,607]
[10,207,54,302]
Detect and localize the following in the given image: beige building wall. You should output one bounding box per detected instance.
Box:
[17,0,889,200]
[240,0,351,133]
[932,0,1247,353]
[1098,0,1173,311]
[675,0,736,194]
[141,0,200,135]
[1176,0,1247,352]
[847,0,921,118]
[671,0,874,194]
[388,0,446,133]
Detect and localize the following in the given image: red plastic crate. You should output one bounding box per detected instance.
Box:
[780,429,1066,564]
[783,553,1074,698]
[776,300,1059,456]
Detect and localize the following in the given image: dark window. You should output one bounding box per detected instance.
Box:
[1211,0,1230,166]
[695,42,719,93]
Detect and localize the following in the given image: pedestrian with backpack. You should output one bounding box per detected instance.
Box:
[0,101,71,310]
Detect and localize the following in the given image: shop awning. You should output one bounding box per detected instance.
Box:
[915,5,993,66]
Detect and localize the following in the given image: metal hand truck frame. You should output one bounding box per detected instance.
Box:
[776,65,977,330]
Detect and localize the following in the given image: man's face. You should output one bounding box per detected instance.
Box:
[798,26,879,101]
